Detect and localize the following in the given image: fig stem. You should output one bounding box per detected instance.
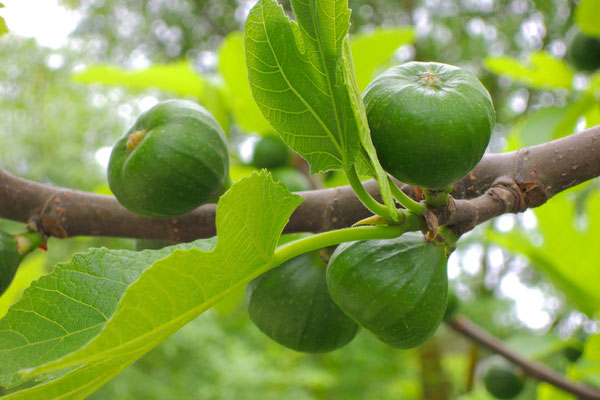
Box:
[345,166,400,222]
[271,218,421,268]
[438,226,458,256]
[387,177,426,215]
[15,231,46,256]
[424,186,453,208]
[438,226,458,244]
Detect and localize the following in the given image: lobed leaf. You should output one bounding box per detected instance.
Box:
[0,172,302,399]
[244,0,362,174]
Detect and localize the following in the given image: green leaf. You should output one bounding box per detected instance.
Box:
[559,335,600,398]
[0,253,48,319]
[0,172,302,398]
[218,31,273,134]
[583,334,600,362]
[590,70,600,90]
[485,51,575,89]
[0,16,7,36]
[350,27,415,91]
[72,62,230,132]
[72,61,205,98]
[504,95,595,151]
[506,333,566,360]
[579,334,600,384]
[487,190,600,317]
[244,0,362,174]
[537,383,576,400]
[584,100,600,128]
[552,93,596,138]
[504,108,567,151]
[575,0,600,37]
[339,37,397,218]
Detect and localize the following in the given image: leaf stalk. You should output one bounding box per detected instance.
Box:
[272,218,421,267]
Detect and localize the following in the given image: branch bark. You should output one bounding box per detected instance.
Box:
[447,316,600,400]
[1,124,599,241]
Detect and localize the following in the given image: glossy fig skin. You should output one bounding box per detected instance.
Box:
[326,233,448,349]
[0,230,22,296]
[247,252,359,353]
[363,62,495,190]
[108,99,230,218]
[1,231,45,296]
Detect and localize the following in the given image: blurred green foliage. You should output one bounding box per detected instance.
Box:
[63,0,242,63]
[0,37,127,190]
[91,309,425,400]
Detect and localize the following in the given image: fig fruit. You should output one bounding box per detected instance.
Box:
[483,357,525,399]
[251,136,290,169]
[327,232,448,349]
[363,62,495,190]
[108,99,230,217]
[247,252,359,353]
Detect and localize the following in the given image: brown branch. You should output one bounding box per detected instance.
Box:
[447,316,600,400]
[1,124,599,241]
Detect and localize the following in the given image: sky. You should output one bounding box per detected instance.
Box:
[1,0,80,48]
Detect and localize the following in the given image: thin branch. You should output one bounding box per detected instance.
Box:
[1,125,599,241]
[446,316,600,400]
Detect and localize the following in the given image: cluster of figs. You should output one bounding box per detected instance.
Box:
[103,61,495,352]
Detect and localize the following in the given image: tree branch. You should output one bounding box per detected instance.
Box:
[446,316,600,400]
[1,124,599,241]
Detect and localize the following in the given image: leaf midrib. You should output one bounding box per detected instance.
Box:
[29,256,277,374]
[259,1,345,160]
[305,0,346,160]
